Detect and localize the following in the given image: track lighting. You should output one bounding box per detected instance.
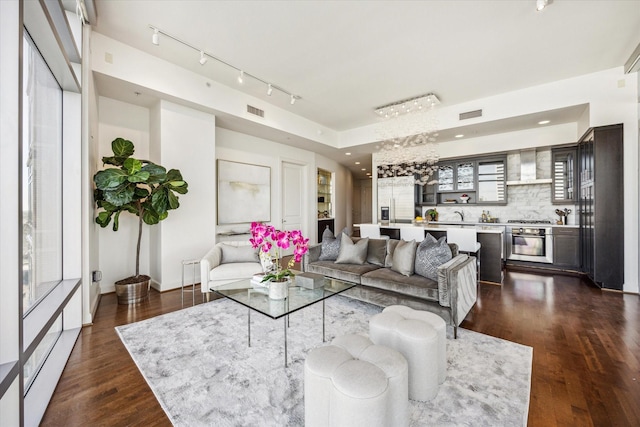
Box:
[536,0,548,11]
[148,25,300,106]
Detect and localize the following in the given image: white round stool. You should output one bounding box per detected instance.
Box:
[369,310,440,401]
[383,305,447,385]
[304,334,408,427]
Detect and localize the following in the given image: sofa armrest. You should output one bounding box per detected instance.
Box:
[303,244,322,271]
[200,244,223,293]
[437,255,477,327]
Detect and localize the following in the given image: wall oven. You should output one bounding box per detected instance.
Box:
[506,226,553,264]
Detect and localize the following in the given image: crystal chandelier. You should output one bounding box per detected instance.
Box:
[375,93,440,186]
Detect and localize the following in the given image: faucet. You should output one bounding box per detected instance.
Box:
[454,210,464,222]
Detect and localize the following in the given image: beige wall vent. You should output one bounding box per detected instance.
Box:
[459,109,482,120]
[247,105,265,118]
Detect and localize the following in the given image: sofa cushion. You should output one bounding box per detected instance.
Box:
[391,239,417,277]
[220,244,259,264]
[414,236,452,281]
[336,234,369,264]
[361,268,439,302]
[306,261,381,284]
[208,262,262,282]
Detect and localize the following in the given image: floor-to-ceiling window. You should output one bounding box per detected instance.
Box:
[22,32,63,313]
[0,1,84,424]
[21,32,65,393]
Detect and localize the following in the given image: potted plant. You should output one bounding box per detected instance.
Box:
[93,138,189,304]
[249,222,309,299]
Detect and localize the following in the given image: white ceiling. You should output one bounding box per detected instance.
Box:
[86,0,640,178]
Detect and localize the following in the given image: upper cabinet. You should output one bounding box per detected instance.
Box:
[477,158,506,203]
[437,162,475,192]
[421,155,506,205]
[551,147,577,204]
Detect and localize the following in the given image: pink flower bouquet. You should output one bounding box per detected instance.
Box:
[250,222,309,282]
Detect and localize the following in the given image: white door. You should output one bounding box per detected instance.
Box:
[281,161,305,255]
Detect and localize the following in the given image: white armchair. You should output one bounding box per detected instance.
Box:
[200,241,263,298]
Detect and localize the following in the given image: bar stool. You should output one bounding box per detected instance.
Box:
[181,259,200,306]
[446,228,481,280]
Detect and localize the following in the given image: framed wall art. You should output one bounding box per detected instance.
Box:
[217,159,271,224]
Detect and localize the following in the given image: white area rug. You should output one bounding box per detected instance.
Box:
[116,296,532,426]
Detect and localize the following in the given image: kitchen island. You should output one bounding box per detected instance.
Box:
[355,223,504,284]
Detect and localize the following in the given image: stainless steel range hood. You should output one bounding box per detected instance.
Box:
[506,149,552,186]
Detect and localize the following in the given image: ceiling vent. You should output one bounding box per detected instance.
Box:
[459,109,482,120]
[247,105,265,118]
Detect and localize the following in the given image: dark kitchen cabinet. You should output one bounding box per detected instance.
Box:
[553,227,579,269]
[578,124,624,289]
[477,232,504,283]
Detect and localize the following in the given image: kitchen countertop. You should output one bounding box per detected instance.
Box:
[432,221,579,229]
[356,223,505,234]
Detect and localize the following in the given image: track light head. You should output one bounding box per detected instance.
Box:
[267,84,273,96]
[290,95,296,105]
[536,0,548,11]
[237,70,244,84]
[199,51,207,65]
[152,28,159,45]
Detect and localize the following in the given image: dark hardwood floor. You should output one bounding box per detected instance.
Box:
[41,270,640,426]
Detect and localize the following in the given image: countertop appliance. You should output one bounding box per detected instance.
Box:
[505,222,553,263]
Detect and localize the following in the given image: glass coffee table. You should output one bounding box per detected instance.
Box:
[212,276,356,367]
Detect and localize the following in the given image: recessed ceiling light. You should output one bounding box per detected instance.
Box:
[355,161,360,165]
[366,172,371,176]
[361,168,366,171]
[538,120,550,125]
[455,134,464,138]
[345,152,351,156]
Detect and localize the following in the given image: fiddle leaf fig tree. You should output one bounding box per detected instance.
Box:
[94,138,189,279]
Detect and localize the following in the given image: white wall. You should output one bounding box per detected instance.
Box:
[97,97,151,293]
[0,1,21,422]
[152,100,216,291]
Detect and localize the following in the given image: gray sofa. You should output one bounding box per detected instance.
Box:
[303,238,478,338]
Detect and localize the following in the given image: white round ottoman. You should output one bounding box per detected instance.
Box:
[383,305,447,385]
[304,334,408,427]
[369,309,441,401]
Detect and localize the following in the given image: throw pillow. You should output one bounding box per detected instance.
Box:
[414,236,453,280]
[391,239,418,276]
[319,234,341,261]
[384,239,401,268]
[366,239,387,266]
[321,226,335,242]
[336,233,369,264]
[220,244,259,264]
